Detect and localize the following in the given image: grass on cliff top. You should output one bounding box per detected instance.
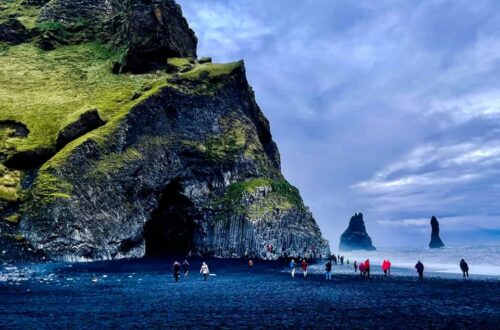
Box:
[0,42,169,156]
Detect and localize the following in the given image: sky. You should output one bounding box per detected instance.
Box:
[177,0,500,248]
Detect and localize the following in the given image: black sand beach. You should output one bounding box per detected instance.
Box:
[0,259,499,329]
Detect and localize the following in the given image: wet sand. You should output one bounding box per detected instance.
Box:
[0,258,498,329]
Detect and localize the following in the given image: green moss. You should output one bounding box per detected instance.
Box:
[171,61,243,95]
[30,172,73,204]
[4,213,20,224]
[0,42,170,161]
[180,61,242,80]
[87,147,143,179]
[213,178,305,221]
[0,164,22,202]
[182,116,265,162]
[0,0,41,29]
[167,57,194,69]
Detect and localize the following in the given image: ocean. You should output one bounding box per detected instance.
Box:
[324,245,500,278]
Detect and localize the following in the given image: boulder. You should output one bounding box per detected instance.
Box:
[339,213,376,251]
[0,19,32,45]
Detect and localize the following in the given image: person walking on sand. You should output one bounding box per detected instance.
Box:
[359,261,365,277]
[382,260,389,276]
[365,259,371,278]
[460,259,469,278]
[182,260,190,277]
[325,260,332,280]
[354,260,358,273]
[289,259,296,278]
[415,261,424,281]
[200,262,210,281]
[172,261,181,282]
[301,259,308,278]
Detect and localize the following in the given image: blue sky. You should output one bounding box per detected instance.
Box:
[177,0,500,248]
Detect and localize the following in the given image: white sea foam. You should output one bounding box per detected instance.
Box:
[329,245,500,277]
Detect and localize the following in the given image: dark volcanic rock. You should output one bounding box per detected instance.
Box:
[56,109,105,150]
[4,148,54,170]
[339,213,376,251]
[39,0,197,71]
[121,0,198,72]
[429,216,445,249]
[20,63,329,261]
[0,19,32,45]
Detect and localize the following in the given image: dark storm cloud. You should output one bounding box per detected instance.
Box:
[177,0,500,247]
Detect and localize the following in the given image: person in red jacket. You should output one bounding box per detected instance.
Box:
[382,260,389,276]
[359,261,365,277]
[365,259,371,278]
[386,259,392,275]
[301,259,308,278]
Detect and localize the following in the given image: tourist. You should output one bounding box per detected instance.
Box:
[460,259,469,278]
[289,258,296,278]
[354,260,358,273]
[200,262,210,281]
[332,255,337,265]
[301,259,308,278]
[248,259,254,268]
[172,261,181,282]
[359,261,365,277]
[415,261,424,280]
[382,260,389,276]
[387,260,391,275]
[182,260,190,277]
[340,256,344,265]
[325,260,332,280]
[365,259,371,278]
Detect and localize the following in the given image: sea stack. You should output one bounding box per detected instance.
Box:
[429,216,445,248]
[339,213,376,251]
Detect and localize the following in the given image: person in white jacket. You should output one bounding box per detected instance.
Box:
[200,262,209,281]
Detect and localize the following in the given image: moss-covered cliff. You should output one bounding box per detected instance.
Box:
[0,0,329,262]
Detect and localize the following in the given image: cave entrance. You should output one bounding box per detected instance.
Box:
[144,179,197,256]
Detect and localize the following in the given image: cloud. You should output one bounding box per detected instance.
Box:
[178,0,500,247]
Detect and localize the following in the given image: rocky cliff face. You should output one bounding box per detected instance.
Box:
[339,213,376,251]
[429,216,445,249]
[0,0,329,262]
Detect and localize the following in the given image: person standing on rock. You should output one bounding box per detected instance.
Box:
[415,261,424,281]
[182,260,190,277]
[172,261,181,282]
[301,259,308,278]
[325,260,332,280]
[200,262,210,281]
[289,259,296,278]
[460,259,469,278]
[354,261,358,273]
